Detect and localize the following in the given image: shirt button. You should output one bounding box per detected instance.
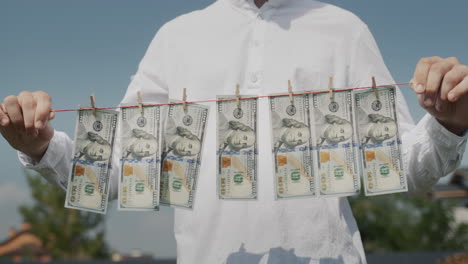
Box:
[250,74,258,83]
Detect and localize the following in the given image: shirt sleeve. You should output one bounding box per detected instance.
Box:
[348,24,468,194]
[18,130,73,191]
[18,24,170,200]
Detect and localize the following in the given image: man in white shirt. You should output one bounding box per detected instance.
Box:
[1,0,468,263]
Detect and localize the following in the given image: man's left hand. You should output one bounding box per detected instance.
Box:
[411,56,468,136]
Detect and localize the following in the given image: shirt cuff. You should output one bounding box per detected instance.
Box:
[422,114,468,159]
[18,130,65,169]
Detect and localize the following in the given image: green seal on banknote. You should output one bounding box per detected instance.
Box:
[291,171,301,182]
[135,183,145,193]
[85,184,95,195]
[172,179,182,191]
[334,168,344,179]
[233,174,244,184]
[380,166,390,177]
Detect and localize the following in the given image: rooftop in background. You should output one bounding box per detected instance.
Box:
[0,223,50,262]
[433,168,468,208]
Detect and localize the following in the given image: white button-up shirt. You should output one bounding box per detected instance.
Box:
[20,0,467,263]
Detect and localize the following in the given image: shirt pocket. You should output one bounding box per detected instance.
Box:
[292,69,330,92]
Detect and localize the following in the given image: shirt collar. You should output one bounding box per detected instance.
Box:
[226,0,291,11]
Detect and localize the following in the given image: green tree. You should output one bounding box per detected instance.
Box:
[350,193,468,252]
[18,169,109,260]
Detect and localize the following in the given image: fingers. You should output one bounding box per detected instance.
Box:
[412,56,442,94]
[49,111,56,121]
[417,92,435,113]
[441,64,468,101]
[32,91,52,129]
[1,91,53,132]
[448,75,468,102]
[424,60,456,106]
[0,104,9,127]
[434,97,447,113]
[17,91,36,131]
[3,95,24,129]
[412,57,468,107]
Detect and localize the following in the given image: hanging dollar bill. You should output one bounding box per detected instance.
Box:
[119,105,161,211]
[312,90,360,197]
[354,86,407,195]
[65,109,118,214]
[269,94,316,198]
[217,96,257,199]
[160,101,209,209]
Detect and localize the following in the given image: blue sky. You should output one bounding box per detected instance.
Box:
[1,0,467,259]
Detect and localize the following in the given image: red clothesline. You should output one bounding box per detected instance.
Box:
[52,82,411,113]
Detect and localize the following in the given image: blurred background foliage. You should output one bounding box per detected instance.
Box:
[19,170,109,260]
[16,169,468,260]
[350,193,468,252]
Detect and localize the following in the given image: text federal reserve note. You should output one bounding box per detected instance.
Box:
[65,109,118,214]
[269,94,316,198]
[217,96,257,199]
[119,105,161,211]
[160,101,209,209]
[354,86,407,196]
[312,91,360,197]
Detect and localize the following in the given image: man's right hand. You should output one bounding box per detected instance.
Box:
[0,91,56,162]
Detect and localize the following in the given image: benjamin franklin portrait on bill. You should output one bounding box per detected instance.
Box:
[219,120,256,151]
[273,118,310,149]
[123,128,158,159]
[314,109,353,147]
[359,113,397,144]
[164,126,201,157]
[75,131,112,162]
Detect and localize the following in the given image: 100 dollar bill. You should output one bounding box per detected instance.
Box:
[65,109,118,214]
[354,86,407,195]
[160,101,209,209]
[269,94,316,198]
[217,96,257,199]
[312,91,360,197]
[119,105,161,211]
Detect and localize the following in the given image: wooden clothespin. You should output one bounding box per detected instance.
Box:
[372,76,379,100]
[182,88,187,112]
[288,80,293,104]
[328,76,334,101]
[236,84,241,108]
[90,94,97,117]
[137,91,144,115]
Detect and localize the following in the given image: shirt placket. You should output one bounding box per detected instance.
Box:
[244,8,274,94]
